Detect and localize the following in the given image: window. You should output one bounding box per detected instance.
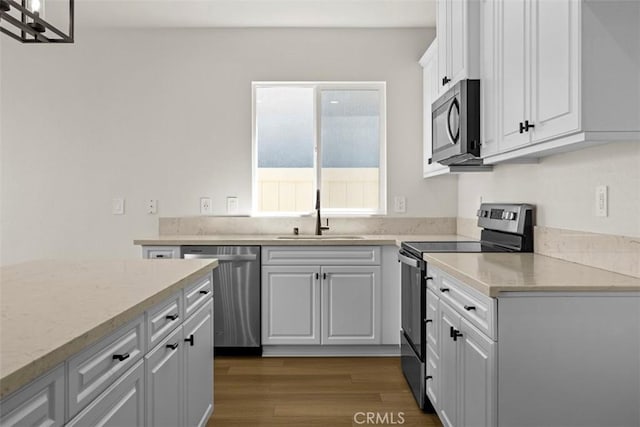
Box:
[252,82,386,215]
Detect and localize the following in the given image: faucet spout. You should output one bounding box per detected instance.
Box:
[315,190,330,236]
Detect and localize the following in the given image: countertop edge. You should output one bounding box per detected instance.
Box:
[0,260,218,400]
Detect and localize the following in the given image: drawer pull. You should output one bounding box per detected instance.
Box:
[112,353,130,362]
[464,305,476,311]
[155,254,165,258]
[166,342,179,350]
[199,290,210,295]
[439,288,450,293]
[425,276,433,281]
[165,314,179,321]
[426,376,433,380]
[185,334,195,346]
[425,319,433,324]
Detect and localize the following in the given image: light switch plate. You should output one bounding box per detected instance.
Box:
[595,185,608,217]
[226,197,239,214]
[200,197,213,215]
[112,198,125,215]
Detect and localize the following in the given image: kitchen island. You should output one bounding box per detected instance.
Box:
[0,258,218,426]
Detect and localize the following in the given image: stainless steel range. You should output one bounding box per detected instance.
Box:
[398,203,534,411]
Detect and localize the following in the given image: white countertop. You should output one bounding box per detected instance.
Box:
[424,252,640,297]
[0,259,218,399]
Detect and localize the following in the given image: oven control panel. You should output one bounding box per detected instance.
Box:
[476,203,534,235]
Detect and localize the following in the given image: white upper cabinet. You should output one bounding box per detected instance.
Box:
[420,39,450,178]
[436,0,480,97]
[480,0,498,157]
[485,0,640,163]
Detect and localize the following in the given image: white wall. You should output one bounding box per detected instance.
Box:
[0,28,457,265]
[458,141,640,237]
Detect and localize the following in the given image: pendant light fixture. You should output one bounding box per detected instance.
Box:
[0,0,74,43]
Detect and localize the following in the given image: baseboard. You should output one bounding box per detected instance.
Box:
[262,344,400,357]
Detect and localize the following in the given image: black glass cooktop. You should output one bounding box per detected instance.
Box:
[401,240,512,258]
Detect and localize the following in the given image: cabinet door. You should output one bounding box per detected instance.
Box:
[67,361,145,427]
[459,318,496,427]
[145,326,183,427]
[425,288,440,352]
[448,0,467,84]
[421,40,449,178]
[529,0,580,143]
[426,345,441,412]
[183,299,214,427]
[438,301,460,427]
[321,266,381,345]
[498,0,530,151]
[0,365,65,427]
[437,0,450,96]
[261,266,321,345]
[480,0,498,157]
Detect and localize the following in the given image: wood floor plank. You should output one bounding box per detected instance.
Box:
[208,356,442,427]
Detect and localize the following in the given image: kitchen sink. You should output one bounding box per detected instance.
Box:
[276,235,365,240]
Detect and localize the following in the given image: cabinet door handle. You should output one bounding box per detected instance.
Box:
[165,314,179,321]
[315,272,319,280]
[199,289,210,295]
[112,353,130,362]
[442,76,451,86]
[464,305,476,311]
[453,330,463,341]
[519,122,525,134]
[166,342,179,350]
[450,326,455,338]
[323,273,327,280]
[185,334,195,346]
[439,287,450,293]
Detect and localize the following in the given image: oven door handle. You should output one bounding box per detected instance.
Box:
[398,251,420,268]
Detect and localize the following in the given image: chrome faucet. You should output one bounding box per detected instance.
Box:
[315,190,330,236]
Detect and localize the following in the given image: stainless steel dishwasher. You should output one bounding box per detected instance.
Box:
[182,246,261,355]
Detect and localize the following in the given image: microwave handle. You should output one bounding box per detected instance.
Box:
[447,98,460,145]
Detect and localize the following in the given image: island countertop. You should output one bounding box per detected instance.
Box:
[0,258,218,399]
[424,252,640,297]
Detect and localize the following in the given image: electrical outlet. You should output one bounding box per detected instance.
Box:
[394,196,407,213]
[200,197,213,215]
[595,185,608,217]
[226,197,239,214]
[112,198,125,215]
[147,199,158,215]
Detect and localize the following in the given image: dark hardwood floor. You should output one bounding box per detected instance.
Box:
[208,356,443,426]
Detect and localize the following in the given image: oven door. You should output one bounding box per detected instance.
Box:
[399,249,425,360]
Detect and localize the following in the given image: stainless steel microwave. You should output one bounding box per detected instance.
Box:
[431,79,481,165]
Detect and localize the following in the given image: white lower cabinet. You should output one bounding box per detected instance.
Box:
[145,327,184,427]
[0,364,65,427]
[66,361,145,427]
[261,246,386,348]
[0,272,214,427]
[183,299,214,427]
[321,266,381,345]
[261,266,321,345]
[438,300,496,427]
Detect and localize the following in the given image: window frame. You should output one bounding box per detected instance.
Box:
[251,81,387,216]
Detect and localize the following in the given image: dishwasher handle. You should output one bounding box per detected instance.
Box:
[183,253,258,262]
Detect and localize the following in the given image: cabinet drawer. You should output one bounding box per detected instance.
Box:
[66,360,145,427]
[426,288,440,351]
[146,292,183,349]
[426,344,440,411]
[67,315,145,418]
[142,246,180,259]
[437,272,496,340]
[262,246,381,265]
[0,364,65,427]
[184,273,213,319]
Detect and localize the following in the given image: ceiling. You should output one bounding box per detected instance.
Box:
[75,0,436,28]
